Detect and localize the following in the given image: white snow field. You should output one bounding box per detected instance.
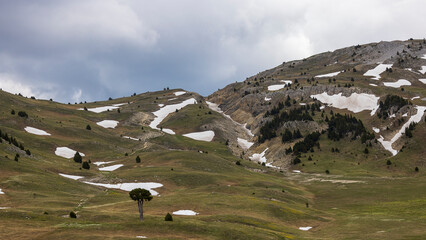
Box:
[24,126,51,136]
[369,83,378,87]
[311,92,379,115]
[78,103,126,113]
[83,182,163,196]
[315,71,342,78]
[172,210,199,216]
[206,101,254,137]
[99,164,124,171]
[249,148,268,163]
[383,79,411,88]
[268,84,286,91]
[55,147,85,159]
[378,106,426,156]
[136,236,147,239]
[363,63,393,80]
[59,173,84,180]
[420,66,426,74]
[158,103,164,107]
[182,130,215,142]
[96,120,119,128]
[93,161,115,166]
[299,227,312,231]
[0,188,4,194]
[149,98,197,135]
[237,138,254,150]
[123,136,139,141]
[372,127,380,133]
[264,97,271,101]
[174,91,186,96]
[419,79,426,84]
[292,170,301,173]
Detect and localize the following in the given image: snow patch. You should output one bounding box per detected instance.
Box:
[383,79,411,88]
[299,227,312,231]
[421,54,426,60]
[311,92,379,115]
[280,80,292,85]
[420,66,426,74]
[369,83,378,87]
[405,68,420,75]
[264,97,271,101]
[172,210,199,216]
[268,84,286,91]
[55,147,85,159]
[411,96,420,100]
[93,161,115,166]
[315,71,342,78]
[96,120,119,129]
[249,148,268,163]
[149,98,197,134]
[183,130,215,142]
[136,237,147,239]
[24,126,51,136]
[79,103,126,113]
[174,91,186,96]
[99,164,124,171]
[292,170,301,173]
[299,103,306,106]
[59,173,84,180]
[0,188,4,194]
[0,207,10,210]
[372,127,380,133]
[237,138,254,150]
[378,106,426,155]
[83,182,163,196]
[123,136,139,141]
[363,64,393,80]
[419,79,426,84]
[158,104,164,107]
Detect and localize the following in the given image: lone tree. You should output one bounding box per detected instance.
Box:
[129,188,153,221]
[136,155,141,163]
[73,152,82,163]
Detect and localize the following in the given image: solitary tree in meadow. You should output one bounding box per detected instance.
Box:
[73,152,82,163]
[129,188,153,221]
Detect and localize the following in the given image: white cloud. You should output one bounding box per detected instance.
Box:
[0,73,35,97]
[72,89,82,103]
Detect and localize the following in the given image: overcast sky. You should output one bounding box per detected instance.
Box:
[0,0,425,103]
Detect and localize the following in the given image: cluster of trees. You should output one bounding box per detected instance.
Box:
[259,103,319,143]
[0,129,31,156]
[327,113,373,143]
[292,131,321,155]
[282,129,303,143]
[377,95,410,119]
[10,110,28,118]
[73,152,90,170]
[405,122,416,138]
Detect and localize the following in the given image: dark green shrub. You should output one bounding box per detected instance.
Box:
[18,111,28,118]
[11,109,15,115]
[165,213,173,221]
[86,125,91,130]
[136,155,141,163]
[82,161,90,170]
[73,152,82,163]
[69,211,77,218]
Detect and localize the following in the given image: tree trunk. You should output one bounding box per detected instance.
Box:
[138,200,144,221]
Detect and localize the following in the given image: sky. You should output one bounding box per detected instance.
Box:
[0,0,425,103]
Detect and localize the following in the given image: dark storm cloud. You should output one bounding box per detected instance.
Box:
[0,0,425,102]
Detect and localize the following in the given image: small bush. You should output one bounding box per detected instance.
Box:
[136,155,141,163]
[11,109,15,115]
[18,111,28,118]
[165,213,173,221]
[325,169,330,174]
[25,149,31,155]
[415,167,419,172]
[69,211,77,218]
[82,161,90,170]
[86,125,91,130]
[386,160,392,166]
[235,160,241,165]
[364,148,369,154]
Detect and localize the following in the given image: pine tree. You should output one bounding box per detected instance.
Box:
[73,152,82,163]
[136,155,141,163]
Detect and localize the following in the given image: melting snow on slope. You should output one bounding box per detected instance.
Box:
[411,96,420,100]
[123,136,139,141]
[311,92,379,115]
[299,227,312,231]
[419,79,426,84]
[421,54,426,60]
[59,173,84,180]
[182,130,215,142]
[58,174,163,195]
[383,79,411,88]
[372,127,380,133]
[237,138,254,150]
[206,101,254,137]
[265,97,271,101]
[369,83,378,87]
[96,120,119,128]
[93,161,115,166]
[99,164,123,171]
[419,66,426,74]
[24,126,51,136]
[173,210,199,215]
[0,188,4,194]
[149,98,197,135]
[158,104,164,107]
[268,84,286,91]
[315,71,342,78]
[174,91,186,96]
[55,147,85,159]
[363,63,393,80]
[136,236,147,239]
[83,182,163,196]
[79,103,126,113]
[378,106,426,156]
[249,148,268,164]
